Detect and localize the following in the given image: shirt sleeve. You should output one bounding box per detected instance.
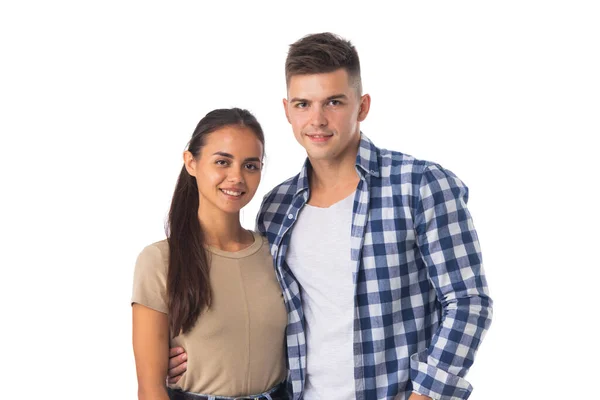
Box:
[255,191,275,236]
[255,195,267,235]
[131,243,169,314]
[410,164,493,400]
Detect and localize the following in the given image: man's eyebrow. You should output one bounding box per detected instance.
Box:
[289,97,308,103]
[212,152,261,163]
[326,94,348,101]
[289,94,348,103]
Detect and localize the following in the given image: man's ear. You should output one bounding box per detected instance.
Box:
[283,98,291,124]
[358,94,371,122]
[183,150,196,176]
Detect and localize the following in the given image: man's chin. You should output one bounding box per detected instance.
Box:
[305,148,335,162]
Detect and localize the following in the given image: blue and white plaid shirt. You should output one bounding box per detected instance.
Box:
[256,134,492,400]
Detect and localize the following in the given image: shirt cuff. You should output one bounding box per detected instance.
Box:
[409,350,473,400]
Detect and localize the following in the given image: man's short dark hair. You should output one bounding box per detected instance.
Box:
[285,32,362,94]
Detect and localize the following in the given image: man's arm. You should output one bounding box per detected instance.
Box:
[254,191,273,235]
[132,304,170,400]
[410,164,493,399]
[408,394,432,400]
[166,347,187,384]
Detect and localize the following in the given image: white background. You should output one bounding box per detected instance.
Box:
[1,1,599,399]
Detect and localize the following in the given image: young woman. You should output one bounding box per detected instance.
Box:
[131,108,288,400]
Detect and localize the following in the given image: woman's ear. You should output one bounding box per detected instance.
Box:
[183,151,196,176]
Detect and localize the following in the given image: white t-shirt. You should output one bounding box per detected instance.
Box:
[285,191,355,400]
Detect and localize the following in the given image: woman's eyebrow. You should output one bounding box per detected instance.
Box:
[212,152,261,163]
[212,151,234,158]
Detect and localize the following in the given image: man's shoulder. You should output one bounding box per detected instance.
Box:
[262,174,301,207]
[256,173,301,228]
[377,145,435,179]
[268,174,301,195]
[255,173,302,238]
[376,144,467,192]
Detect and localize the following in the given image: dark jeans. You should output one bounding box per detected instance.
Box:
[167,381,289,400]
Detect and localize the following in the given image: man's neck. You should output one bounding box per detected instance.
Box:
[309,159,357,190]
[307,142,360,208]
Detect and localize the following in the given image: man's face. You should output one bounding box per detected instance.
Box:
[283,69,370,163]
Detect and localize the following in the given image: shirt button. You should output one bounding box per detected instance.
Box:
[287,213,294,220]
[370,170,376,174]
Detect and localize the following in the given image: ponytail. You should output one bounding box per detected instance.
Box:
[166,166,211,336]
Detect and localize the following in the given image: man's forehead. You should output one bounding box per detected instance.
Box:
[287,70,354,99]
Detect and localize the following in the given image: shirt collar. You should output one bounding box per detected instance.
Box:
[293,132,380,197]
[354,133,381,178]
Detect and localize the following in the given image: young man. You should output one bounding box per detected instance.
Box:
[168,32,492,400]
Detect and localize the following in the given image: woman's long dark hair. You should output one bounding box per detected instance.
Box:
[166,108,265,336]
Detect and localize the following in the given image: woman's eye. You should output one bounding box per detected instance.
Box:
[215,159,229,166]
[245,163,260,171]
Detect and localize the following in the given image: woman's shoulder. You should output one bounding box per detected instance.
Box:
[144,238,169,253]
[135,239,169,271]
[249,230,266,240]
[248,231,273,261]
[132,239,169,312]
[250,231,270,251]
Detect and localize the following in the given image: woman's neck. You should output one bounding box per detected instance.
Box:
[197,208,252,251]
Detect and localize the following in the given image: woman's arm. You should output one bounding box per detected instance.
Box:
[132,303,170,400]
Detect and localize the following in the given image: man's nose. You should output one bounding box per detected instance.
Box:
[309,106,327,127]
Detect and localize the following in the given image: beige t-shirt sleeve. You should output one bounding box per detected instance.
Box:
[131,242,169,314]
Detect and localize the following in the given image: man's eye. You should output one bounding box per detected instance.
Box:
[296,102,307,108]
[329,100,341,106]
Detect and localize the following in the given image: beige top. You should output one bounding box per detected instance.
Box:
[132,231,287,396]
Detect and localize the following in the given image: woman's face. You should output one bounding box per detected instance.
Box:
[185,125,263,215]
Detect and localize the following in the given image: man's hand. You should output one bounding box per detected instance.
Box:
[166,347,188,384]
[407,394,432,400]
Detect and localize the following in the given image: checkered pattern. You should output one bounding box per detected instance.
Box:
[256,134,492,400]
